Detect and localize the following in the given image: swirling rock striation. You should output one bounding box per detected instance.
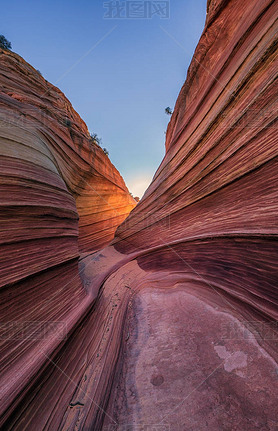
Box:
[0,48,135,266]
[0,48,135,426]
[0,0,278,430]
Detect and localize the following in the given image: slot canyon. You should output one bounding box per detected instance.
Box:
[0,0,277,429]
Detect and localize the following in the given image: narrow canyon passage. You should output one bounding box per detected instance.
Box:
[3,247,277,430]
[0,0,277,429]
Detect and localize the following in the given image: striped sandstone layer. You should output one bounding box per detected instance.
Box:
[0,48,135,427]
[0,0,277,429]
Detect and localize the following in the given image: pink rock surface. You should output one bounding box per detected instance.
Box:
[0,0,277,429]
[0,48,134,427]
[109,288,278,430]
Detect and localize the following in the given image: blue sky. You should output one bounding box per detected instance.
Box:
[2,0,207,197]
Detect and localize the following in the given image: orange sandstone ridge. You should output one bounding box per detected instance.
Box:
[0,0,278,430]
[0,47,135,265]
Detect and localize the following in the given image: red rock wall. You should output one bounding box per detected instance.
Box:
[113,0,278,324]
[0,49,135,426]
[114,0,278,251]
[0,48,135,266]
[107,1,278,425]
[0,0,277,429]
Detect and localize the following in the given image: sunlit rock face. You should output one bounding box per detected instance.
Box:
[0,0,277,430]
[0,48,135,264]
[0,49,135,427]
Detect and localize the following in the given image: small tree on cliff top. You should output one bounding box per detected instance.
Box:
[90,133,101,146]
[0,35,12,50]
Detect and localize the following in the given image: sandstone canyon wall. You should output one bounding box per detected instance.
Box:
[0,0,277,430]
[0,48,135,427]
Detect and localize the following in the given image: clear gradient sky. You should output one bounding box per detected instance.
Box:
[1,0,207,197]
